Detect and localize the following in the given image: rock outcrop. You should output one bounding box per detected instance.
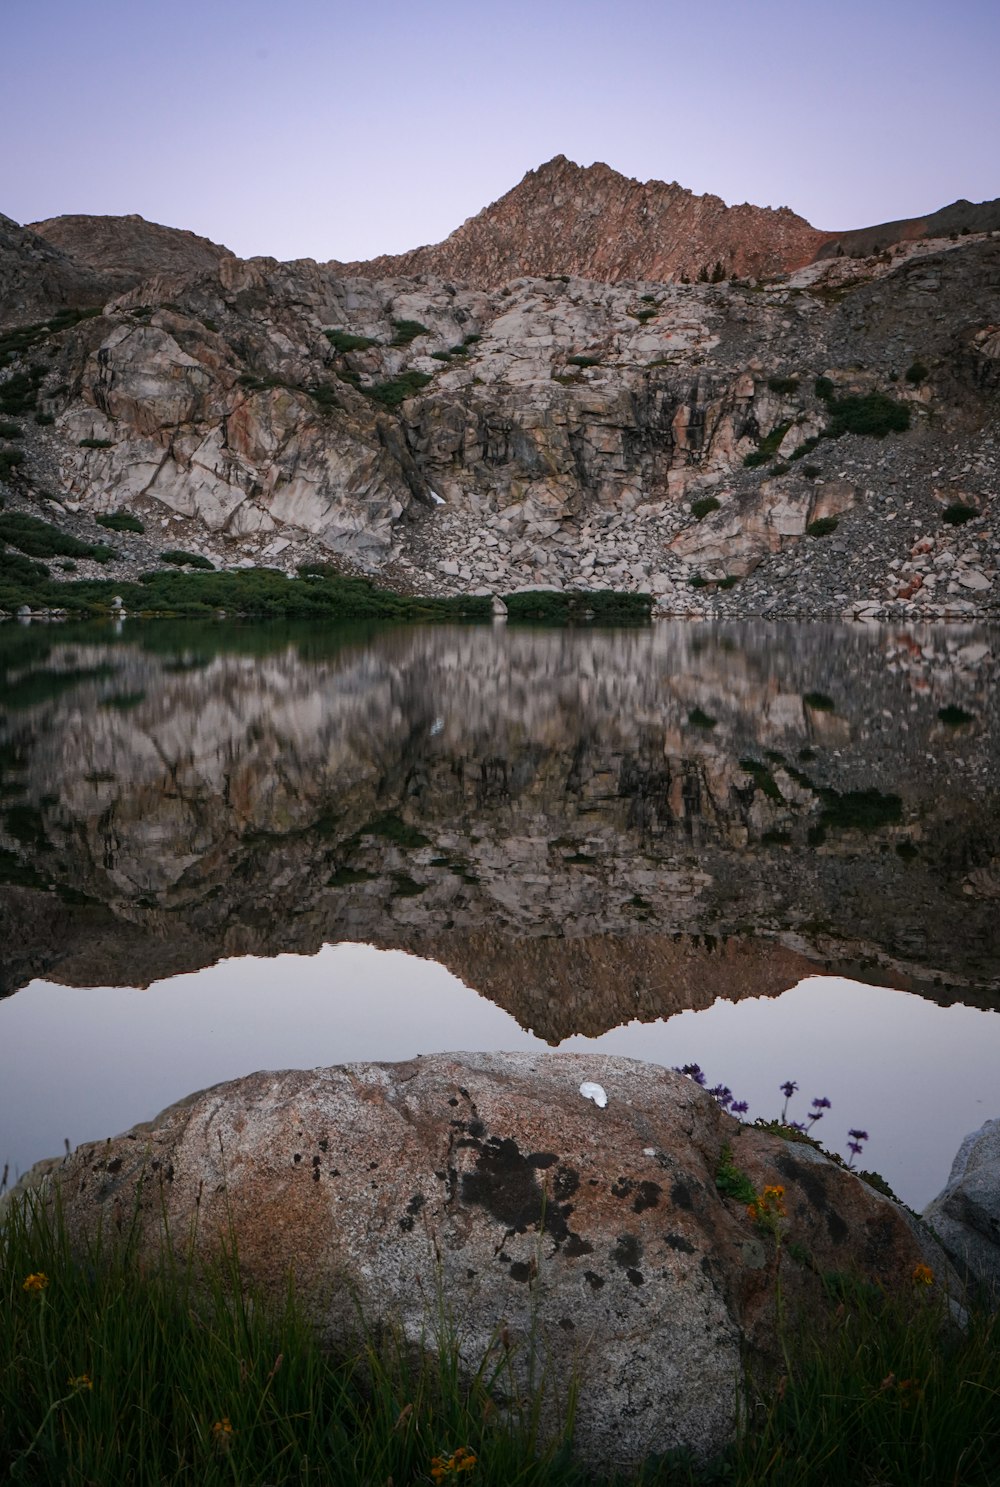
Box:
[924,1118,1000,1299]
[11,1052,953,1470]
[334,155,831,286]
[0,213,112,327]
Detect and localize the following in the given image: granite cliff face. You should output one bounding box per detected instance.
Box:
[1,624,996,1021]
[334,155,830,286]
[1,167,998,618]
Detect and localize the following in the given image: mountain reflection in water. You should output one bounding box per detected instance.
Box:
[0,619,996,1015]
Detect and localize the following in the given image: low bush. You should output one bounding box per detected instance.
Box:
[0,448,26,475]
[325,329,378,353]
[801,464,822,479]
[364,371,433,409]
[0,421,22,438]
[825,391,910,438]
[390,319,429,347]
[767,376,799,395]
[78,437,113,449]
[0,513,113,562]
[744,422,792,468]
[904,361,929,384]
[691,496,721,520]
[503,589,652,624]
[942,503,978,525]
[96,511,145,534]
[567,354,601,367]
[159,550,215,570]
[806,517,839,537]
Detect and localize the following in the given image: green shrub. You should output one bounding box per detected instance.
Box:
[0,366,45,415]
[770,462,790,476]
[942,503,977,525]
[688,706,717,729]
[0,448,26,474]
[463,333,482,345]
[937,704,975,726]
[767,376,799,395]
[78,437,113,449]
[814,376,835,401]
[744,422,792,468]
[502,589,652,624]
[0,513,113,561]
[325,329,378,353]
[33,412,54,426]
[567,354,601,367]
[430,350,453,362]
[718,574,739,589]
[789,436,821,461]
[97,511,145,534]
[0,547,50,583]
[390,319,429,347]
[0,421,22,438]
[801,464,822,479]
[159,550,215,570]
[904,361,929,384]
[691,496,721,520]
[803,691,835,711]
[740,757,783,800]
[806,517,838,537]
[364,371,433,409]
[631,308,656,323]
[825,392,910,438]
[819,786,902,831]
[689,573,708,588]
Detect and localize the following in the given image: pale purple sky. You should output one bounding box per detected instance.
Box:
[5,0,999,263]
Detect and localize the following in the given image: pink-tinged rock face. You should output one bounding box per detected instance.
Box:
[16,1051,953,1471]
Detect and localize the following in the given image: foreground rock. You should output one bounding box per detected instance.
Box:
[924,1117,1000,1300]
[12,1053,952,1470]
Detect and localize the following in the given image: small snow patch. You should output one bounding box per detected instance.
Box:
[580,1081,608,1108]
[429,489,445,506]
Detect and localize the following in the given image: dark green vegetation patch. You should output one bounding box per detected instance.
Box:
[96,511,145,534]
[819,787,903,832]
[0,513,113,563]
[503,590,653,624]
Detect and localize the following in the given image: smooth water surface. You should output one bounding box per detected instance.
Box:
[1,618,997,1208]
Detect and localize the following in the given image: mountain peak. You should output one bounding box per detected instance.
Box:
[334,158,828,287]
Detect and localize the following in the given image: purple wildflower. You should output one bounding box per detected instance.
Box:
[781,1081,799,1100]
[845,1128,869,1170]
[848,1129,869,1142]
[731,1100,749,1116]
[708,1084,734,1109]
[811,1097,831,1110]
[677,1064,707,1087]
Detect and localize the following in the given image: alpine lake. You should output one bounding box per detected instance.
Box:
[1,615,997,1211]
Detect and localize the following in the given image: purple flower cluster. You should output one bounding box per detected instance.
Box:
[675,1065,749,1116]
[675,1069,870,1166]
[846,1129,869,1169]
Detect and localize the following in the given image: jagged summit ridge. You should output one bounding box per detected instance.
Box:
[332,154,832,286]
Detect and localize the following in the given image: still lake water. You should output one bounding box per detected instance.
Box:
[1,618,997,1209]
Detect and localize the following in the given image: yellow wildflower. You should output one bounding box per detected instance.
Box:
[211,1417,234,1451]
[912,1263,934,1287]
[431,1447,477,1479]
[68,1374,93,1392]
[22,1272,48,1294]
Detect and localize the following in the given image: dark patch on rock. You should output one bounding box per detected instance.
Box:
[558,1316,576,1331]
[448,1096,459,1107]
[406,1193,426,1215]
[311,1155,321,1168]
[399,1215,414,1232]
[611,1177,634,1199]
[583,1270,605,1290]
[105,1157,122,1174]
[612,1233,643,1268]
[554,1165,580,1200]
[468,1118,485,1138]
[509,1260,533,1283]
[318,1138,329,1152]
[563,1231,594,1258]
[776,1152,829,1213]
[461,1134,570,1239]
[293,1153,302,1164]
[633,1180,662,1213]
[666,1232,696,1253]
[626,1267,645,1286]
[671,1180,692,1210]
[826,1208,849,1244]
[527,1151,558,1169]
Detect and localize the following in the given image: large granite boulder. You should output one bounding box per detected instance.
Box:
[11,1053,951,1471]
[923,1117,1000,1300]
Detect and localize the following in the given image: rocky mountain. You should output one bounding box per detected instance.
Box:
[28,213,233,294]
[0,213,112,327]
[334,155,831,286]
[0,166,998,622]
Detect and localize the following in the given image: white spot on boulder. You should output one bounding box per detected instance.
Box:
[580,1081,608,1108]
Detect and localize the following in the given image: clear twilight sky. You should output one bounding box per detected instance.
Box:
[4,0,999,264]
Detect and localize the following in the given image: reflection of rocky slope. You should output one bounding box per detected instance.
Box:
[1,623,997,1019]
[1,192,997,617]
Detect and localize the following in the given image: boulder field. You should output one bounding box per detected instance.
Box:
[10,1052,958,1470]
